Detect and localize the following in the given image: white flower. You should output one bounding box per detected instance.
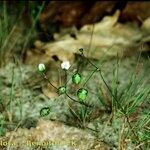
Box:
[38,63,46,72]
[61,60,71,70]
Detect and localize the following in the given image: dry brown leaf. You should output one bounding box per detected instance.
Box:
[40,10,149,61]
[26,10,149,66]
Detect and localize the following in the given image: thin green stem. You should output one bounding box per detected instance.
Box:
[82,68,97,87]
[81,51,99,69]
[64,69,67,86]
[21,2,45,55]
[8,66,15,113]
[42,73,58,90]
[65,92,93,108]
[87,24,94,57]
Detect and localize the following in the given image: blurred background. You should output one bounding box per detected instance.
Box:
[0,1,150,66]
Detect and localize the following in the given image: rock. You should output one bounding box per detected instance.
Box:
[0,119,110,150]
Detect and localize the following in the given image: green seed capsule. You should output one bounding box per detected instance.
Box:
[72,73,81,84]
[77,88,88,101]
[40,107,50,117]
[58,86,66,95]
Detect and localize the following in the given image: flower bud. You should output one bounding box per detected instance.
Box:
[38,63,46,72]
[61,60,71,70]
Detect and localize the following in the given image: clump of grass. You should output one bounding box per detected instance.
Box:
[0,1,45,67]
[0,1,12,66]
[0,1,47,138]
[0,116,6,136]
